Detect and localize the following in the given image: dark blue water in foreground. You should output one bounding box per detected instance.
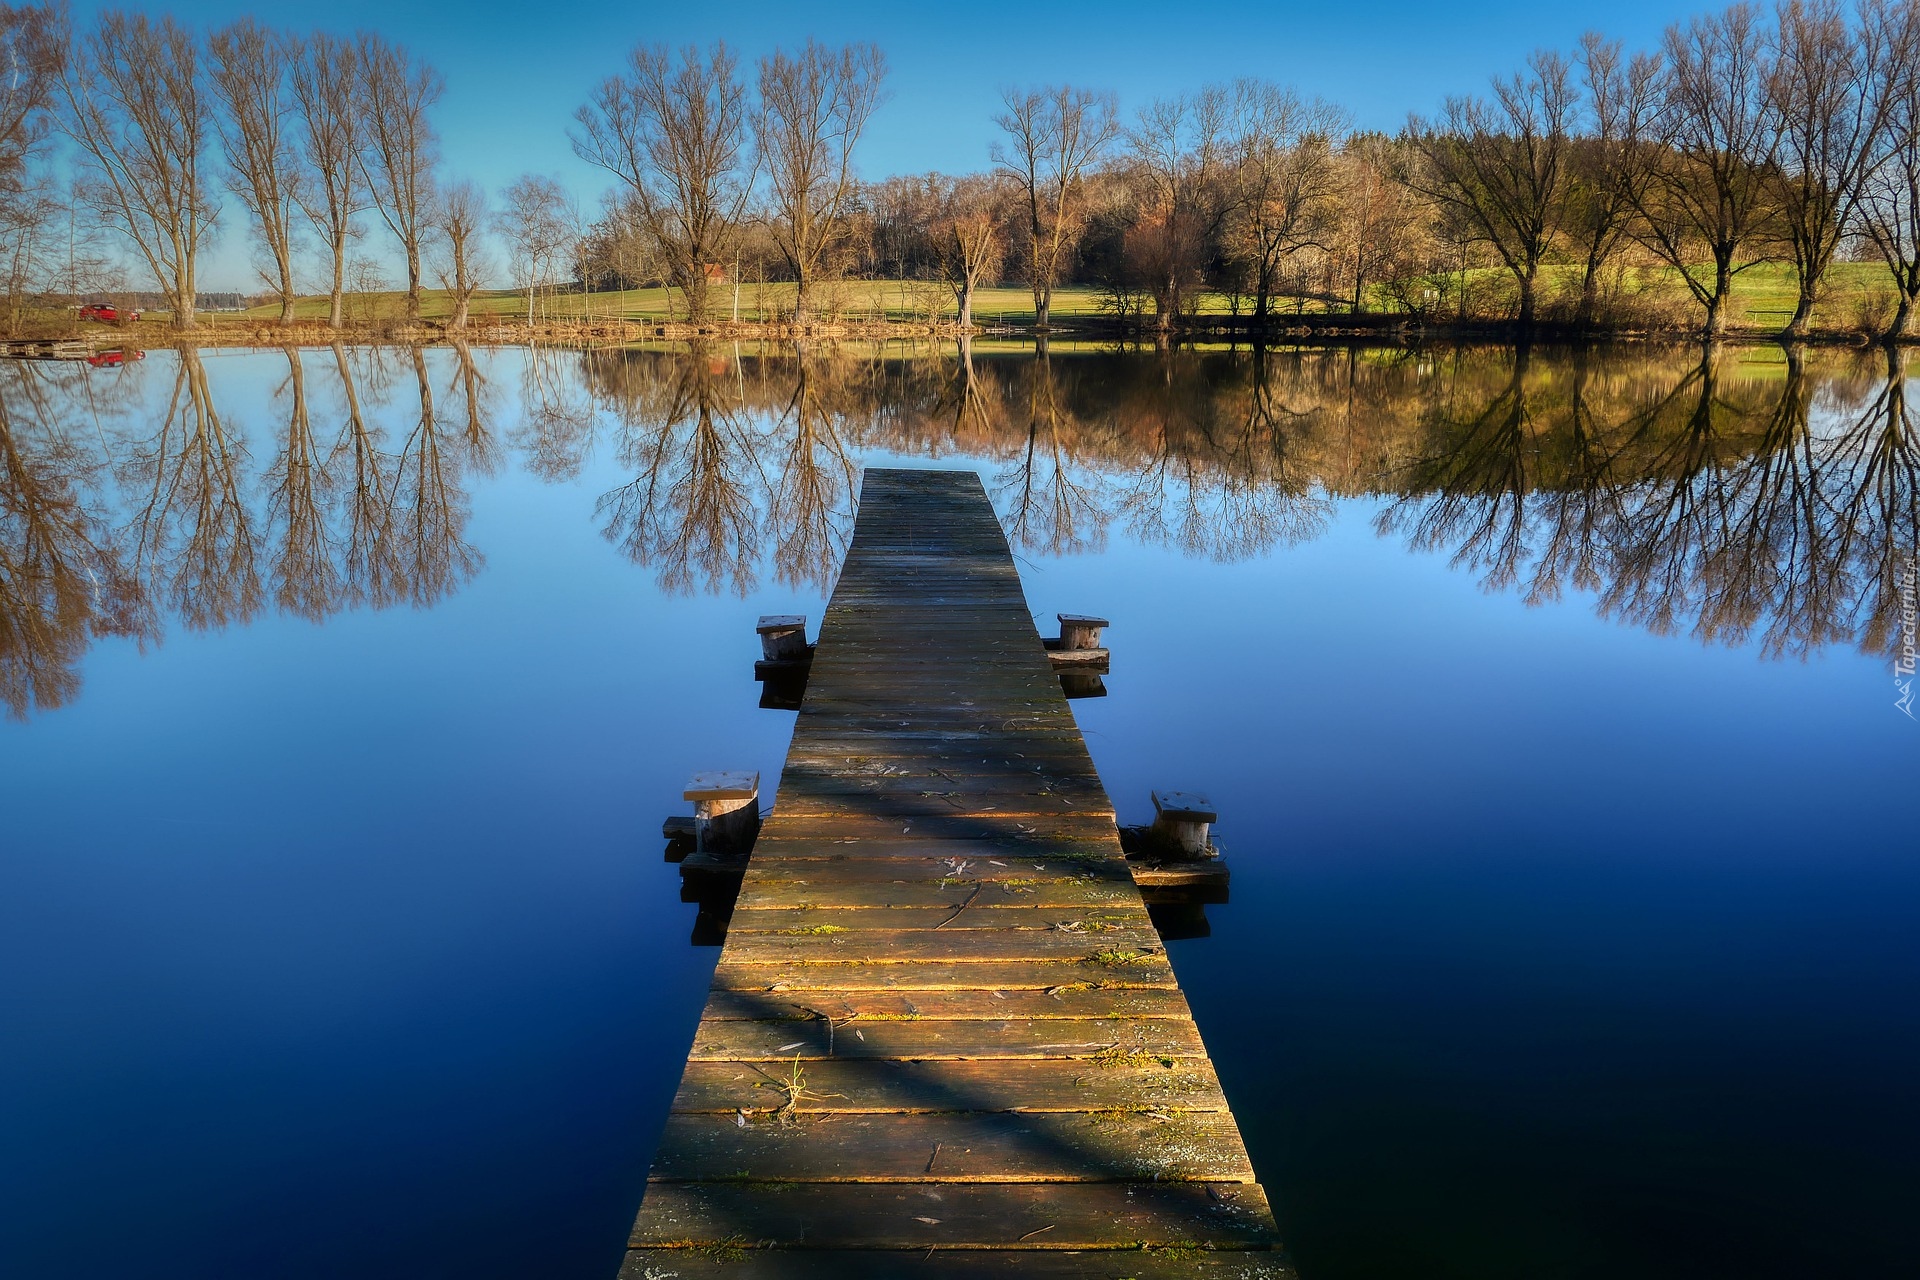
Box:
[2,345,1914,1279]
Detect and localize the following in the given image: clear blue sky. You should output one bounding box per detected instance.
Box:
[76,0,1710,290]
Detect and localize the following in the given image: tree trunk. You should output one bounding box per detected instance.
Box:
[958,282,973,331]
[683,270,709,325]
[278,254,296,323]
[1890,292,1915,342]
[1577,259,1600,331]
[329,240,345,328]
[1517,268,1536,331]
[1784,278,1816,339]
[450,291,468,330]
[1704,263,1730,340]
[1035,284,1051,331]
[405,242,422,322]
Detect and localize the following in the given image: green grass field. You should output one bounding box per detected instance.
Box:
[206,260,1904,333]
[233,281,1116,327]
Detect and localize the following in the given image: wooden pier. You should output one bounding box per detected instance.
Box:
[623,469,1287,1278]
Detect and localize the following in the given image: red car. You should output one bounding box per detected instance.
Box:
[87,349,145,369]
[78,303,138,323]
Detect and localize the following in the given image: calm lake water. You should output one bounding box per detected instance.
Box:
[2,342,1915,1280]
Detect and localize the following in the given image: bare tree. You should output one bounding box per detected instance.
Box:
[1126,85,1230,327]
[1862,0,1920,336]
[208,19,302,323]
[1567,33,1662,328]
[356,33,441,323]
[58,11,216,329]
[582,189,661,290]
[495,173,573,324]
[432,178,487,330]
[574,41,751,325]
[940,174,1005,329]
[1332,133,1433,313]
[993,85,1119,329]
[1409,51,1575,329]
[0,5,63,329]
[290,31,362,329]
[1226,80,1349,322]
[1633,4,1782,339]
[1767,0,1897,337]
[754,40,886,324]
[0,3,59,199]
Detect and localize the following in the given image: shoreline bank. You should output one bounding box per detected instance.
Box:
[6,314,1913,350]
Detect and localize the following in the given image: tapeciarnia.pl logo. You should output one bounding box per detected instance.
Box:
[1897,559,1917,720]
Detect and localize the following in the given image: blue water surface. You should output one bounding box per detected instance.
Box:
[1,346,1913,1280]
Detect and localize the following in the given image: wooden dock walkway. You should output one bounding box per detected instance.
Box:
[622,469,1288,1278]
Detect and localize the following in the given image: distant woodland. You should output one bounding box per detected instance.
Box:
[5,2,1920,338]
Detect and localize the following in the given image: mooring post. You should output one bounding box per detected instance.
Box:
[1150,790,1218,858]
[685,771,761,855]
[756,615,810,662]
[1057,613,1108,650]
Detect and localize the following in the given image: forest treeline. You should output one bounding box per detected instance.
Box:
[5,2,1920,337]
[3,340,1913,716]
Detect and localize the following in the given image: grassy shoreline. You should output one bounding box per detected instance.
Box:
[12,263,1915,346]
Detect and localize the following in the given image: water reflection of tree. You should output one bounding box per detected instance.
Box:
[1832,349,1920,656]
[265,348,339,619]
[124,348,263,632]
[388,345,482,607]
[766,352,861,590]
[1372,345,1919,661]
[7,342,1916,720]
[514,343,596,481]
[593,345,764,596]
[447,340,502,477]
[0,374,142,717]
[996,352,1109,556]
[1110,349,1334,561]
[327,343,402,608]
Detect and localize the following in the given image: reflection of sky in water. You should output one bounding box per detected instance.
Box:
[1,347,1915,1280]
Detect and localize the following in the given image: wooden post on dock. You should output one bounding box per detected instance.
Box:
[753,616,813,710]
[756,615,809,661]
[1151,790,1218,858]
[1057,612,1108,650]
[684,771,760,854]
[1043,613,1110,675]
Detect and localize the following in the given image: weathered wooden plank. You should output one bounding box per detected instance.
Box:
[619,1249,1298,1280]
[671,1056,1228,1115]
[777,767,1106,791]
[631,1181,1276,1249]
[697,986,1195,1023]
[710,958,1179,993]
[734,880,1141,911]
[720,928,1167,966]
[649,1110,1258,1182]
[770,795,1115,821]
[686,1015,1207,1062]
[747,837,1124,860]
[777,772,1112,798]
[727,905,1152,933]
